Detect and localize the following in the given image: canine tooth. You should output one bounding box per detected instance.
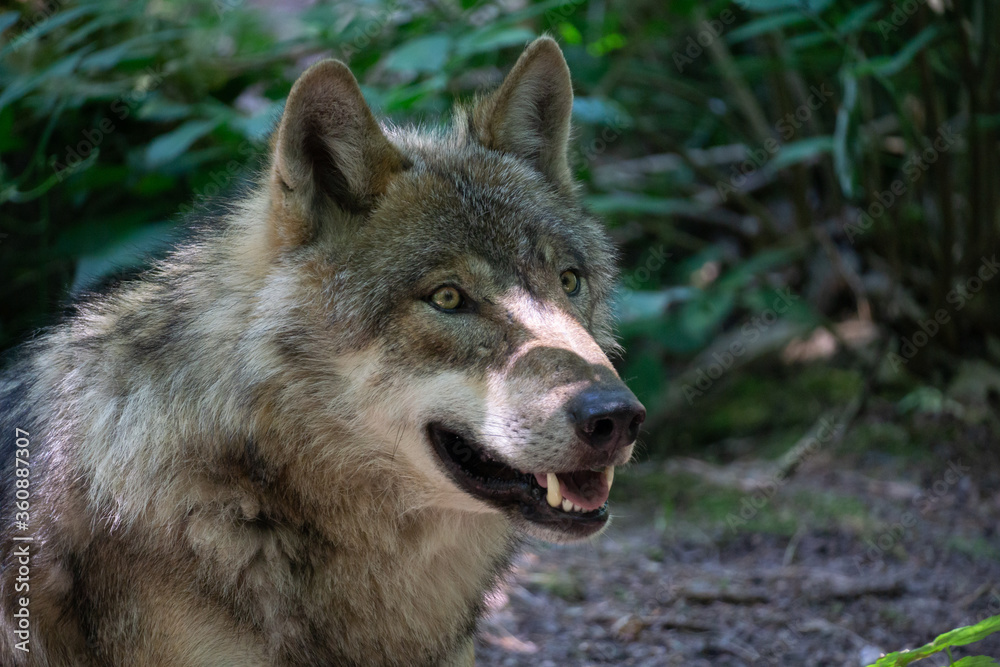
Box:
[561,498,573,512]
[605,466,615,488]
[546,473,562,508]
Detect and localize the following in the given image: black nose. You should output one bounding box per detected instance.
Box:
[567,385,645,453]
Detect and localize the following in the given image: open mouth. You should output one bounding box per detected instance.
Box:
[427,423,615,536]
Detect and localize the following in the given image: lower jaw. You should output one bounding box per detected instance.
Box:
[514,500,609,539]
[439,476,610,538]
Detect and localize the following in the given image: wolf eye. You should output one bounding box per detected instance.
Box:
[560,270,580,295]
[429,286,465,312]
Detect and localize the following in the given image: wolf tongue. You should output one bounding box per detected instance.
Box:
[559,470,610,510]
[534,470,610,511]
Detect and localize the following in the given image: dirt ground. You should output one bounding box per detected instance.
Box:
[475,442,1000,666]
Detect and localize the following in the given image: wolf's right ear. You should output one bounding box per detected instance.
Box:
[270,59,408,245]
[472,37,575,198]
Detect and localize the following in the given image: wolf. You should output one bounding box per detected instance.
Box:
[0,37,644,666]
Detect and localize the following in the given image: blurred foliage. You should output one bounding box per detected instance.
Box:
[2,0,999,457]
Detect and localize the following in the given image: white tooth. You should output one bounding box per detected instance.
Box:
[605,466,615,488]
[546,473,562,508]
[561,498,573,512]
[572,503,583,513]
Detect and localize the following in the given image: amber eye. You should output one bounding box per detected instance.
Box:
[560,270,580,295]
[429,286,464,311]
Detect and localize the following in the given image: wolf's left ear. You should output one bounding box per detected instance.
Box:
[473,37,575,197]
[270,59,409,244]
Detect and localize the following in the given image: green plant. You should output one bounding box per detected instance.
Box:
[866,614,1000,666]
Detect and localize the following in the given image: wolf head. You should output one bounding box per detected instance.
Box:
[261,37,644,543]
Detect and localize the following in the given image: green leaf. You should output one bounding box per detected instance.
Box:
[950,656,999,666]
[851,26,940,77]
[378,75,448,112]
[675,289,737,348]
[586,194,709,217]
[60,12,136,51]
[837,2,883,36]
[80,30,181,71]
[0,5,95,58]
[833,71,858,198]
[622,347,666,405]
[616,288,692,322]
[557,22,582,45]
[626,314,703,355]
[0,11,21,34]
[928,615,1000,651]
[738,0,834,13]
[0,48,89,110]
[227,100,283,141]
[726,12,809,45]
[144,118,223,169]
[456,26,535,58]
[718,247,802,290]
[572,97,631,126]
[897,386,949,415]
[786,31,832,50]
[71,221,179,294]
[136,98,197,122]
[767,136,834,172]
[587,32,626,57]
[383,35,452,73]
[489,0,574,25]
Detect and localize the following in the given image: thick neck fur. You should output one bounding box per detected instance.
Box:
[8,198,518,665]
